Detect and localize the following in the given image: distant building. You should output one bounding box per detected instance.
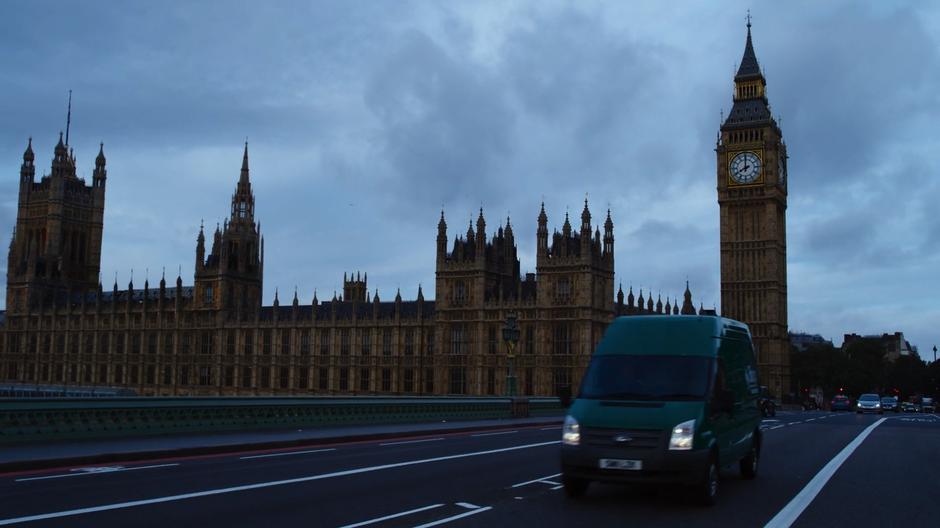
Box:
[789,332,833,353]
[842,332,914,362]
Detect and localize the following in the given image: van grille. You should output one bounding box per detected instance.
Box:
[581,427,664,449]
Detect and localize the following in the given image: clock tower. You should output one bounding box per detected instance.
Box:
[717,20,789,396]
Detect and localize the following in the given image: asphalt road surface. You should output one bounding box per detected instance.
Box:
[1,410,938,527]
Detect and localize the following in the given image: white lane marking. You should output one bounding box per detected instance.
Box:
[762,419,781,423]
[16,464,179,483]
[764,417,886,528]
[411,507,493,528]
[380,438,444,447]
[338,504,444,528]
[551,485,563,490]
[770,425,785,430]
[806,418,816,421]
[455,502,480,510]
[472,430,518,437]
[540,426,561,431]
[0,441,559,526]
[511,473,562,488]
[788,422,801,426]
[538,480,561,486]
[239,448,336,460]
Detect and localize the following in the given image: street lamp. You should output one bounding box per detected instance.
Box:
[934,345,937,363]
[502,312,520,397]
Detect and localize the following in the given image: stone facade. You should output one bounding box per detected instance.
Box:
[0,139,701,397]
[716,23,790,396]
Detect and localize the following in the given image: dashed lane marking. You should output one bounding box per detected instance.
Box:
[379,438,444,447]
[411,506,493,528]
[770,425,785,430]
[455,502,480,509]
[511,473,562,488]
[337,504,444,528]
[788,422,801,426]
[239,448,336,460]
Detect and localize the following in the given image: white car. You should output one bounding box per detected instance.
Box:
[922,397,935,413]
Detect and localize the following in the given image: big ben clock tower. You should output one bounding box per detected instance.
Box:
[717,20,789,396]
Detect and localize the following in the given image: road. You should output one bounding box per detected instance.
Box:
[1,411,938,527]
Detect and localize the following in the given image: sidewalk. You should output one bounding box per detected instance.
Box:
[0,416,563,473]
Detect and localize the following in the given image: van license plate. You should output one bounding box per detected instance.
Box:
[599,458,642,470]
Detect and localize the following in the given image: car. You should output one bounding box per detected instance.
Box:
[830,395,852,411]
[901,401,918,412]
[922,397,935,413]
[801,398,819,411]
[880,396,899,413]
[560,315,762,507]
[856,393,882,414]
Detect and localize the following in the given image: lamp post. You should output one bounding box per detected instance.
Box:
[502,312,520,397]
[934,345,937,363]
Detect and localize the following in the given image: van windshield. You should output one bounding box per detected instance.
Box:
[578,355,713,401]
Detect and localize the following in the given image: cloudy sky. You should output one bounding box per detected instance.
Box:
[1,1,938,353]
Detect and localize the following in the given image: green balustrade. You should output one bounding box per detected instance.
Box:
[0,396,562,444]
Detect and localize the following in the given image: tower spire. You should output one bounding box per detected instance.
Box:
[65,90,72,146]
[240,141,249,183]
[735,14,761,81]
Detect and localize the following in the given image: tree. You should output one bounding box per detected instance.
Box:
[842,339,887,396]
[886,355,926,399]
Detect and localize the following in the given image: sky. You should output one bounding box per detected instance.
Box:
[1,1,939,354]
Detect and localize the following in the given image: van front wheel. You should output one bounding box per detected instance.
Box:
[562,475,589,499]
[740,440,759,479]
[695,457,719,506]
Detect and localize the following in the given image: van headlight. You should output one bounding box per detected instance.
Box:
[668,419,695,450]
[562,415,580,446]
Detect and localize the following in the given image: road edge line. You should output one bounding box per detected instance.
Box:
[764,417,886,528]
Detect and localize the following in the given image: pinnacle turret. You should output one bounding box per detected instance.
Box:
[95,143,106,167]
[23,138,34,163]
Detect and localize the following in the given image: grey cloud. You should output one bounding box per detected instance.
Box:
[364,29,513,209]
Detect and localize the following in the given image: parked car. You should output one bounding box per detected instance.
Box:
[880,396,899,413]
[856,393,882,414]
[830,394,852,411]
[901,401,919,412]
[560,315,763,506]
[922,397,935,413]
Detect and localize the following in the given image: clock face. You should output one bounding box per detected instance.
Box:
[730,151,761,184]
[778,155,786,187]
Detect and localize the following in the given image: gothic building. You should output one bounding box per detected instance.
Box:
[716,21,789,396]
[0,23,793,398]
[0,136,699,397]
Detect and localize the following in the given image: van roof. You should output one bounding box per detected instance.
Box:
[595,315,750,357]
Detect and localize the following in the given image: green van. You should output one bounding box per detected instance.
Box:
[560,315,762,505]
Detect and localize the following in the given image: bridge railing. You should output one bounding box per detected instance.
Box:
[0,396,563,444]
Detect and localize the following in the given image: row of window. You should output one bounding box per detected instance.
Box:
[2,327,436,357]
[3,324,584,357]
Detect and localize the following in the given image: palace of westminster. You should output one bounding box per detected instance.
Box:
[0,24,790,398]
